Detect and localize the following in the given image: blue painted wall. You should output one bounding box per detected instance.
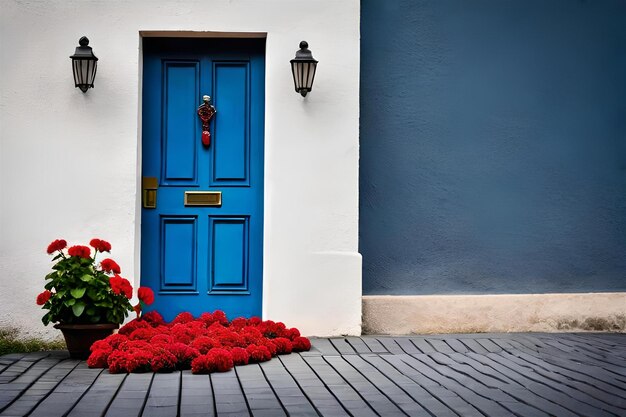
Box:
[360,0,626,295]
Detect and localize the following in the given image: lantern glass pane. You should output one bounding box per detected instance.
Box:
[291,62,299,90]
[306,62,316,90]
[295,62,304,90]
[72,59,81,86]
[87,60,97,85]
[82,61,91,85]
[302,63,310,90]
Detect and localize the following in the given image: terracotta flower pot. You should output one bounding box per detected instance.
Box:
[54,323,119,359]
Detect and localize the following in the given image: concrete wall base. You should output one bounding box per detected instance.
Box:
[362,293,626,334]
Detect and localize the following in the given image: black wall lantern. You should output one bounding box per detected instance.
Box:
[290,41,318,97]
[70,36,98,93]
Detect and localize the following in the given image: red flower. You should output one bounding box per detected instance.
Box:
[87,349,111,368]
[103,333,128,349]
[138,287,154,305]
[246,344,272,363]
[167,343,200,370]
[36,290,52,305]
[170,323,198,345]
[199,311,228,326]
[90,340,113,353]
[67,245,91,258]
[109,274,132,299]
[240,327,263,345]
[283,328,301,341]
[142,311,165,326]
[100,258,121,274]
[190,336,221,354]
[129,328,158,341]
[150,333,173,345]
[199,312,214,325]
[109,275,121,294]
[120,280,133,299]
[257,338,277,356]
[46,239,67,254]
[118,340,151,352]
[207,348,234,372]
[271,337,293,355]
[215,332,244,348]
[191,349,234,374]
[258,320,286,338]
[212,310,228,325]
[230,347,250,365]
[118,319,150,336]
[292,336,312,352]
[191,354,215,374]
[172,312,195,325]
[230,317,248,330]
[126,350,153,373]
[90,238,112,252]
[248,316,262,326]
[151,348,177,372]
[107,350,132,374]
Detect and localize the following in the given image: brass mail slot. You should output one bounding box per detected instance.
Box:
[184,191,222,206]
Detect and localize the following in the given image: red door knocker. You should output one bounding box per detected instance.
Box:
[197,95,216,147]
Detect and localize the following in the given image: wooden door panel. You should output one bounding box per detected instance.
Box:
[212,62,250,185]
[160,216,198,293]
[209,216,249,294]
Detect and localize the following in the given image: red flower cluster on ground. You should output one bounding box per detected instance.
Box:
[36,290,52,305]
[90,238,112,252]
[87,311,311,374]
[46,239,67,254]
[109,275,133,299]
[67,245,91,258]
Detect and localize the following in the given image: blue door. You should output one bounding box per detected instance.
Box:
[141,38,264,321]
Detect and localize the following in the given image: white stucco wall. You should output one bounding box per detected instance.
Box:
[0,0,361,338]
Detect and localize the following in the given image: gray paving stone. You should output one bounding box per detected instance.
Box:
[328,338,357,355]
[211,369,250,416]
[28,364,102,417]
[409,338,436,354]
[344,337,372,354]
[376,337,405,354]
[359,337,387,353]
[303,356,377,417]
[104,373,153,417]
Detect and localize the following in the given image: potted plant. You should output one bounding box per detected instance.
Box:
[37,238,153,359]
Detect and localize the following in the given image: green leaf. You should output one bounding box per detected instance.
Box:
[79,274,93,283]
[70,288,86,298]
[94,301,112,308]
[64,299,76,307]
[72,302,85,317]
